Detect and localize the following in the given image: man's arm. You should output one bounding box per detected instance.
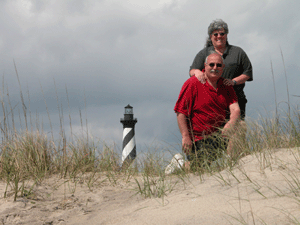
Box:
[190,50,206,82]
[176,112,192,154]
[223,74,250,86]
[222,102,240,134]
[233,74,250,84]
[222,102,240,156]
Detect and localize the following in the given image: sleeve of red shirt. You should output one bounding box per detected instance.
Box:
[174,78,196,117]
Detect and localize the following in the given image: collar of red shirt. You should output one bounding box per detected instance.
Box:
[204,77,224,92]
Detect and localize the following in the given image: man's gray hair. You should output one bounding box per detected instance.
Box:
[205,51,224,64]
[205,19,229,48]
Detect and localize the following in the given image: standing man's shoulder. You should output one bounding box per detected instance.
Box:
[228,45,248,55]
[196,45,215,56]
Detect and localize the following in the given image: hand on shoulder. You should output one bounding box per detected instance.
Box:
[191,69,206,84]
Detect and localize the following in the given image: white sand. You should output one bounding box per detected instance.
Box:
[1,147,300,224]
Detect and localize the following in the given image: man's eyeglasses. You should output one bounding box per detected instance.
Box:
[213,32,225,37]
[208,63,222,68]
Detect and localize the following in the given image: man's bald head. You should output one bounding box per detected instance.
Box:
[205,51,224,63]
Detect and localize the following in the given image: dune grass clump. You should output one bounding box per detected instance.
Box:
[0,130,100,200]
[1,131,52,178]
[0,131,54,200]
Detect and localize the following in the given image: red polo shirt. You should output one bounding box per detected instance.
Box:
[174,76,237,141]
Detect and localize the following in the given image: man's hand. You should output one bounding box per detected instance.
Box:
[190,69,206,84]
[182,136,192,154]
[195,70,206,84]
[223,79,235,86]
[221,124,234,138]
[176,113,193,154]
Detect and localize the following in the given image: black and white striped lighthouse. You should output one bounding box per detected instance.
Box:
[120,104,137,167]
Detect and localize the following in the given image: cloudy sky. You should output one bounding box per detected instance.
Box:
[0,0,299,154]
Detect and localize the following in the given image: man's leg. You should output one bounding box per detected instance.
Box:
[187,136,228,170]
[186,140,206,171]
[205,135,228,162]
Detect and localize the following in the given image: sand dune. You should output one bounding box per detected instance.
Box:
[1,147,300,224]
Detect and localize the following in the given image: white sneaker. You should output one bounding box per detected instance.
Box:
[165,153,185,175]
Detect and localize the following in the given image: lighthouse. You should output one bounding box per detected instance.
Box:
[120,104,137,167]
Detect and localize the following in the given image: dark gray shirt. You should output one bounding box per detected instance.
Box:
[190,45,253,99]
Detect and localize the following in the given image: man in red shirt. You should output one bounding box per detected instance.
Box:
[174,52,240,167]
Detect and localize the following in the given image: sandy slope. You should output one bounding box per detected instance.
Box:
[1,147,300,225]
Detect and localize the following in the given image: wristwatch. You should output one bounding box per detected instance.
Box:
[233,80,237,86]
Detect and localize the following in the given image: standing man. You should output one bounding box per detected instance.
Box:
[174,52,240,168]
[190,19,252,121]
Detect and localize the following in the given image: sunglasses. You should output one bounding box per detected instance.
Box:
[213,32,225,37]
[208,63,222,68]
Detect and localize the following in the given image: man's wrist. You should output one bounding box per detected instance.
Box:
[182,134,190,139]
[233,80,237,85]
